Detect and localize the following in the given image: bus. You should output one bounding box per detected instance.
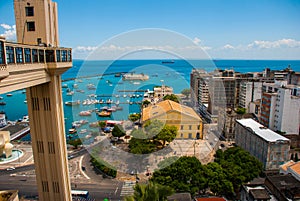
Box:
[71,190,89,199]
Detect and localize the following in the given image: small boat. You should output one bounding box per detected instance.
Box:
[115,106,123,111]
[76,89,85,93]
[62,84,68,88]
[69,128,77,134]
[6,94,13,97]
[0,102,6,105]
[107,107,116,112]
[115,73,121,77]
[79,129,88,134]
[133,82,140,85]
[79,111,92,116]
[0,96,3,100]
[73,84,78,89]
[24,100,27,104]
[87,84,96,90]
[66,91,74,96]
[65,100,80,106]
[162,60,175,64]
[98,110,111,117]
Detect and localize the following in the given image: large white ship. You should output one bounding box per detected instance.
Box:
[122,73,149,81]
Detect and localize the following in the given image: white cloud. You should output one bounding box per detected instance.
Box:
[247,38,300,49]
[73,46,98,52]
[0,24,12,30]
[0,23,16,41]
[193,37,201,45]
[222,44,235,49]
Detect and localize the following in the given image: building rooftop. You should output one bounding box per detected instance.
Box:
[196,197,227,201]
[249,188,271,200]
[236,119,290,142]
[142,100,202,122]
[289,162,300,175]
[280,160,296,172]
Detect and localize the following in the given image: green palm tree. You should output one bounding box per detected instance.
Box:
[124,182,174,201]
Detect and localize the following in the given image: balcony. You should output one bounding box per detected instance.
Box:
[0,37,72,93]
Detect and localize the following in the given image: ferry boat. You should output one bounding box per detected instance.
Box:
[122,73,149,81]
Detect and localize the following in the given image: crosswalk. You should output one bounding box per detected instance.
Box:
[120,180,135,197]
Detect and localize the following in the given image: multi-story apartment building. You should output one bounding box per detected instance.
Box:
[235,118,290,170]
[261,81,300,134]
[217,108,237,141]
[153,85,173,99]
[239,81,262,112]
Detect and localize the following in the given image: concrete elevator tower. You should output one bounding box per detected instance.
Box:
[8,0,72,200]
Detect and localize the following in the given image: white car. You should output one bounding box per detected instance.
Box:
[6,167,15,171]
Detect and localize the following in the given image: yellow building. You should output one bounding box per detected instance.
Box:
[142,100,203,139]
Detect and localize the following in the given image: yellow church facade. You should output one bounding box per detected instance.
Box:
[142,100,203,139]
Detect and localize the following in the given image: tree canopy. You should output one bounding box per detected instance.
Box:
[163,94,180,103]
[181,88,190,98]
[151,147,263,198]
[125,181,174,201]
[112,124,126,138]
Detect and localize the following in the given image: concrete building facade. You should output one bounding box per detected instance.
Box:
[14,0,59,46]
[235,118,290,170]
[239,81,262,112]
[261,82,300,134]
[0,1,72,200]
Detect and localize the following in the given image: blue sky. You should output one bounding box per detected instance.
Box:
[1,0,300,59]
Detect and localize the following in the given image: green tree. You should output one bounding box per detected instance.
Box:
[90,155,117,178]
[236,107,246,114]
[142,100,151,107]
[181,88,190,98]
[68,138,82,149]
[144,119,164,139]
[128,137,156,154]
[112,125,126,138]
[163,94,180,103]
[98,121,106,128]
[129,113,141,122]
[156,124,178,146]
[151,156,206,195]
[125,182,174,201]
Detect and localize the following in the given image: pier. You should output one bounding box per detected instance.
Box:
[0,123,30,141]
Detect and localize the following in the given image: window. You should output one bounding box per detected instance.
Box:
[61,50,67,62]
[0,41,4,64]
[27,21,35,31]
[56,50,61,62]
[180,133,183,138]
[25,7,34,16]
[180,125,184,130]
[189,125,192,130]
[6,46,14,64]
[32,49,38,62]
[46,50,54,62]
[24,48,31,63]
[188,133,192,139]
[39,50,44,62]
[67,50,72,62]
[15,47,23,63]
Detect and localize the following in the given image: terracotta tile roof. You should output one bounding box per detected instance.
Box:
[280,160,296,171]
[289,162,300,175]
[142,100,202,122]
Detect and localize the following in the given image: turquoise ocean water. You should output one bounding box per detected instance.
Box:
[1,59,300,141]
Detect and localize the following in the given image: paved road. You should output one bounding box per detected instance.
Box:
[0,173,124,200]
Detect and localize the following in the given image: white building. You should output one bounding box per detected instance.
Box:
[261,81,300,134]
[239,81,262,112]
[235,118,290,170]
